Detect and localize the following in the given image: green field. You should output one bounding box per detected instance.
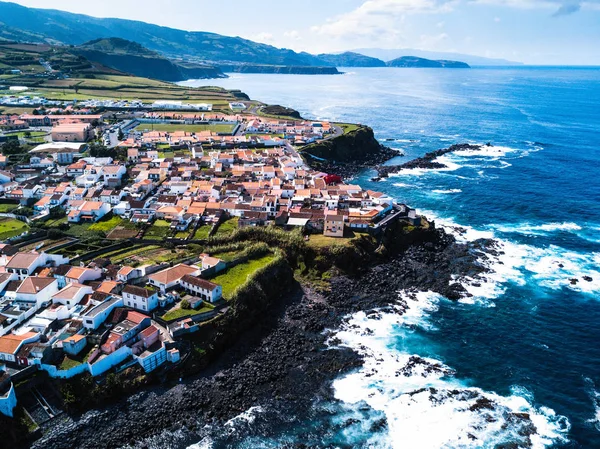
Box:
[135,123,236,134]
[143,219,171,239]
[161,302,215,321]
[0,203,18,213]
[193,225,212,240]
[0,218,28,241]
[209,254,276,299]
[88,215,125,233]
[214,217,239,237]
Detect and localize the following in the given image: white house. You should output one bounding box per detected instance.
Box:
[122,285,159,313]
[0,332,39,363]
[52,283,93,309]
[82,296,124,330]
[180,275,222,303]
[147,264,200,293]
[67,201,111,223]
[15,277,59,308]
[5,252,69,280]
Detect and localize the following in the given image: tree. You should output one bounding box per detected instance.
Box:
[181,299,191,310]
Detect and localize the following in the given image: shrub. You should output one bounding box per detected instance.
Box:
[181,299,191,310]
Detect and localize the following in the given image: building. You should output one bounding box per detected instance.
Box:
[82,296,124,330]
[51,123,93,142]
[5,252,69,280]
[29,142,86,164]
[324,214,345,238]
[0,332,39,363]
[15,277,59,308]
[122,285,159,313]
[147,264,200,293]
[63,334,87,356]
[180,275,222,303]
[67,201,111,223]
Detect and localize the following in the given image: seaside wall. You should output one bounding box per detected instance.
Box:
[0,383,17,417]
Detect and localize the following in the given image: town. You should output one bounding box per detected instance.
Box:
[0,92,417,426]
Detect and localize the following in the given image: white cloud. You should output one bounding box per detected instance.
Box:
[419,32,450,49]
[283,30,302,41]
[471,0,600,16]
[312,0,455,39]
[494,16,501,21]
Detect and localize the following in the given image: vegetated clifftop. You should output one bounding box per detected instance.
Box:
[301,126,398,177]
[387,56,470,68]
[75,38,226,81]
[261,105,302,119]
[219,64,340,75]
[315,51,386,67]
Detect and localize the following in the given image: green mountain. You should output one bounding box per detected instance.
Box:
[0,1,329,67]
[387,56,470,68]
[75,38,225,81]
[316,52,386,67]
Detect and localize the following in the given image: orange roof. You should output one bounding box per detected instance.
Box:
[0,332,38,355]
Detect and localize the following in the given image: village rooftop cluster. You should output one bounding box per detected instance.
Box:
[0,96,415,419]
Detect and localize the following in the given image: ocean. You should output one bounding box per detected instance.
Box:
[179,67,600,448]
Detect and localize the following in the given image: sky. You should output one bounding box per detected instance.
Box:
[7,0,600,64]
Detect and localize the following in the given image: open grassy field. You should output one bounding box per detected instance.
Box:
[209,254,276,299]
[193,225,212,240]
[305,230,359,249]
[161,301,215,321]
[214,217,239,237]
[135,123,236,134]
[87,215,125,233]
[143,219,171,240]
[0,218,28,241]
[0,203,19,213]
[336,122,361,134]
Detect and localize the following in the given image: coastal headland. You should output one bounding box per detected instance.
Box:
[0,62,512,449]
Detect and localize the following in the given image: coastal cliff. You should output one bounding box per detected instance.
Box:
[301,126,399,177]
[26,221,493,449]
[220,64,340,75]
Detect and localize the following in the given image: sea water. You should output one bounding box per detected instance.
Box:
[180,67,600,448]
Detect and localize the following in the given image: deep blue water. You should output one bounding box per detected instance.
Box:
[181,67,600,448]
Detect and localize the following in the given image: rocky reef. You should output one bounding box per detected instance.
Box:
[302,126,399,178]
[377,143,485,177]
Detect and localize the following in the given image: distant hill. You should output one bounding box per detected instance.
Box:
[0,1,330,68]
[387,56,470,68]
[75,38,225,81]
[353,48,522,66]
[315,52,386,67]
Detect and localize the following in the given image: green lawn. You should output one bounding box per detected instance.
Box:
[59,344,95,370]
[193,225,212,240]
[135,123,236,134]
[305,232,356,249]
[0,218,28,241]
[210,254,276,299]
[88,215,124,233]
[0,203,19,213]
[214,217,239,237]
[64,222,92,238]
[161,302,215,321]
[143,219,171,239]
[42,216,68,228]
[336,123,361,134]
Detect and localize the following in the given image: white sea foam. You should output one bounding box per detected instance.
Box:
[225,406,264,428]
[452,145,521,158]
[431,188,462,194]
[492,221,583,235]
[584,378,600,432]
[329,292,570,449]
[420,211,600,298]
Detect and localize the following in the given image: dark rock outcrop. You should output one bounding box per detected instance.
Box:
[378,143,485,177]
[302,126,399,178]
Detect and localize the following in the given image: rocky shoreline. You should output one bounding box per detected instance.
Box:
[302,126,401,178]
[376,142,486,178]
[30,225,494,449]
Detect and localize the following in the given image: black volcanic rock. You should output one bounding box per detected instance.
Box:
[378,143,483,177]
